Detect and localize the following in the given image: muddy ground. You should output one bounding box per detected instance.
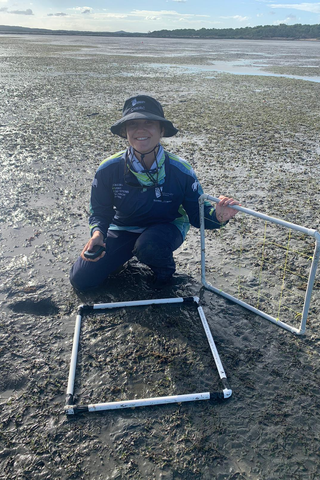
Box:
[0,36,320,479]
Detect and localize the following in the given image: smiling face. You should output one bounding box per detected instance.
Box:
[125,119,164,156]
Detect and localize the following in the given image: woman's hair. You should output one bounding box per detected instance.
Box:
[119,124,127,138]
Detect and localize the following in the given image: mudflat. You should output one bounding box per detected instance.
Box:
[1,35,320,479]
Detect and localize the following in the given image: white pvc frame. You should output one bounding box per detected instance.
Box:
[65,296,232,415]
[199,194,320,335]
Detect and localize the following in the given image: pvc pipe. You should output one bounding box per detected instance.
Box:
[87,392,211,411]
[202,280,301,335]
[66,313,82,395]
[223,388,232,399]
[197,306,227,379]
[199,198,207,286]
[92,297,188,310]
[199,194,318,238]
[299,236,320,334]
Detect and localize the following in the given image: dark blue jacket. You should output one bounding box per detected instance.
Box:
[89,149,222,239]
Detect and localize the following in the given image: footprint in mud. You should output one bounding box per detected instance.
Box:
[0,371,28,392]
[9,298,60,316]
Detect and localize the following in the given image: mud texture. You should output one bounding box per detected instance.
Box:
[0,35,320,479]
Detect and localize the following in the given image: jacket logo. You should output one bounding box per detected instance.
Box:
[155,187,163,198]
[191,181,199,192]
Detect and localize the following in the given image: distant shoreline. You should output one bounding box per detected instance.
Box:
[0,23,319,41]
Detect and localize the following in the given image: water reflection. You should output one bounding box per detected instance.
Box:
[149,60,320,83]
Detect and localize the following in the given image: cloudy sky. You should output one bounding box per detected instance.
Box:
[0,1,320,32]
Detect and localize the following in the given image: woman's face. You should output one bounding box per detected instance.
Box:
[125,119,163,153]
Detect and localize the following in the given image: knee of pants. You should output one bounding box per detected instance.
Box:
[133,239,173,267]
[69,262,104,292]
[69,270,94,292]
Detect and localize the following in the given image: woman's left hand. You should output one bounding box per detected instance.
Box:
[215,195,240,224]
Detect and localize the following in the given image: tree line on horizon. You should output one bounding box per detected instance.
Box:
[0,23,319,39]
[148,23,320,40]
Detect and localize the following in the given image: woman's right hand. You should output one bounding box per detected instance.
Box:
[81,231,106,262]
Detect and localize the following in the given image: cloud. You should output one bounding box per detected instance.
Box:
[172,0,187,2]
[47,13,68,17]
[220,15,250,21]
[4,8,33,15]
[68,8,210,26]
[130,9,209,19]
[68,6,93,14]
[273,14,297,24]
[234,15,250,21]
[270,2,320,13]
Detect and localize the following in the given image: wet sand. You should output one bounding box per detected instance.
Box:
[0,35,320,479]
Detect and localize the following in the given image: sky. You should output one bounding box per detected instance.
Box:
[1,1,320,33]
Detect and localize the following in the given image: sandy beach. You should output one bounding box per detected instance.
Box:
[0,35,320,479]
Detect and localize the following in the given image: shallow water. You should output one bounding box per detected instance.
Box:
[149,60,320,83]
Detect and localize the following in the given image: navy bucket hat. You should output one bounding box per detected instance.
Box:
[110,95,178,138]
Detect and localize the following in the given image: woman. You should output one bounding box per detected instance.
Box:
[70,95,239,291]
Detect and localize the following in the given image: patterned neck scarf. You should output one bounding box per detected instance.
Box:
[127,145,166,187]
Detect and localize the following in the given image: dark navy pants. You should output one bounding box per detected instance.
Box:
[69,223,183,292]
